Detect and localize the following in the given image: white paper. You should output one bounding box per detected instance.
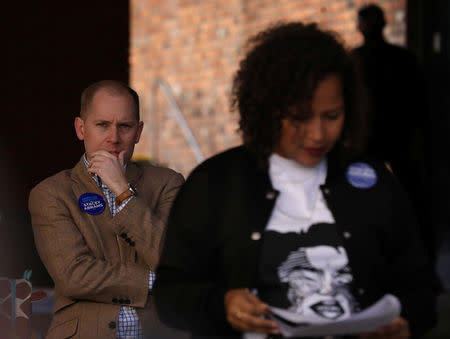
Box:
[269,294,401,337]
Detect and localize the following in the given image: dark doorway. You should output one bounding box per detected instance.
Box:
[2,1,130,286]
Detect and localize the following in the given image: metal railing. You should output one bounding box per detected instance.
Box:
[150,78,205,163]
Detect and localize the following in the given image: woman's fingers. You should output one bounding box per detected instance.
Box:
[225,288,280,334]
[359,317,410,339]
[233,311,279,334]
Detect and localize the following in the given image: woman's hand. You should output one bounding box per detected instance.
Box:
[224,288,280,334]
[359,317,410,339]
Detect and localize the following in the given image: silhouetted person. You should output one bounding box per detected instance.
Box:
[352,4,434,264]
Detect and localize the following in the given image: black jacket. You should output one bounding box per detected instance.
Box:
[154,146,436,338]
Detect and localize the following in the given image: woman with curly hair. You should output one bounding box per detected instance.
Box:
[153,22,436,339]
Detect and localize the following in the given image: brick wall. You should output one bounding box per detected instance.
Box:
[130,0,406,176]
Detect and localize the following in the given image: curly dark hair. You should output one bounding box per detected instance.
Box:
[231,22,367,169]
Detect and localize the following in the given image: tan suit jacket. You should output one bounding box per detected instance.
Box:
[29,157,184,338]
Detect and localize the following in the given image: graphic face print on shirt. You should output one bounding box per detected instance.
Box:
[278,244,353,320]
[258,223,359,323]
[260,154,359,323]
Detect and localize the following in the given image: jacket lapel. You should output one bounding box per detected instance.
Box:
[70,156,112,219]
[70,156,143,220]
[124,161,143,188]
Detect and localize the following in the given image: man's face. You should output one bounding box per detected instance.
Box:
[74,88,143,164]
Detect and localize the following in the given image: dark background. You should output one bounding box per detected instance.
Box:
[408,0,450,293]
[1,1,129,285]
[1,0,449,291]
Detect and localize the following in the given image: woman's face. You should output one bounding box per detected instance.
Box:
[274,74,345,167]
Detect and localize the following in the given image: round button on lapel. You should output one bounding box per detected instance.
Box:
[251,232,261,241]
[343,231,351,239]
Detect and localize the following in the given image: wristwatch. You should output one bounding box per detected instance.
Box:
[115,183,138,206]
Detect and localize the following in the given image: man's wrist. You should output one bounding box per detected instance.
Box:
[107,175,128,194]
[115,183,138,206]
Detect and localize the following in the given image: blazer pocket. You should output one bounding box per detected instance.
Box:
[53,298,77,314]
[46,318,78,339]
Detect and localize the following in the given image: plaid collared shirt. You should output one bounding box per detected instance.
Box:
[83,155,155,339]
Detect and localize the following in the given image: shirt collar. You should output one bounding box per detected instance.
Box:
[83,154,102,187]
[269,153,326,183]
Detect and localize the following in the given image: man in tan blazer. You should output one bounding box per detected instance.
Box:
[29,80,184,338]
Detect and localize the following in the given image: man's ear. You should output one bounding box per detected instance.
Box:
[74,116,85,141]
[134,121,144,144]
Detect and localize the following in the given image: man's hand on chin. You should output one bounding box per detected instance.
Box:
[87,150,128,195]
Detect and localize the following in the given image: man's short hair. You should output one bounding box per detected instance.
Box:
[80,80,140,121]
[358,3,386,33]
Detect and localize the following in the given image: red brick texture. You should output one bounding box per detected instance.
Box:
[130,0,406,176]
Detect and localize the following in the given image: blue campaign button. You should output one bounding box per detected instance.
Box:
[346,162,377,189]
[78,193,106,215]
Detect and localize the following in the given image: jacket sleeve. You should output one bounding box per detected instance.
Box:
[153,167,233,335]
[111,172,185,269]
[29,171,184,307]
